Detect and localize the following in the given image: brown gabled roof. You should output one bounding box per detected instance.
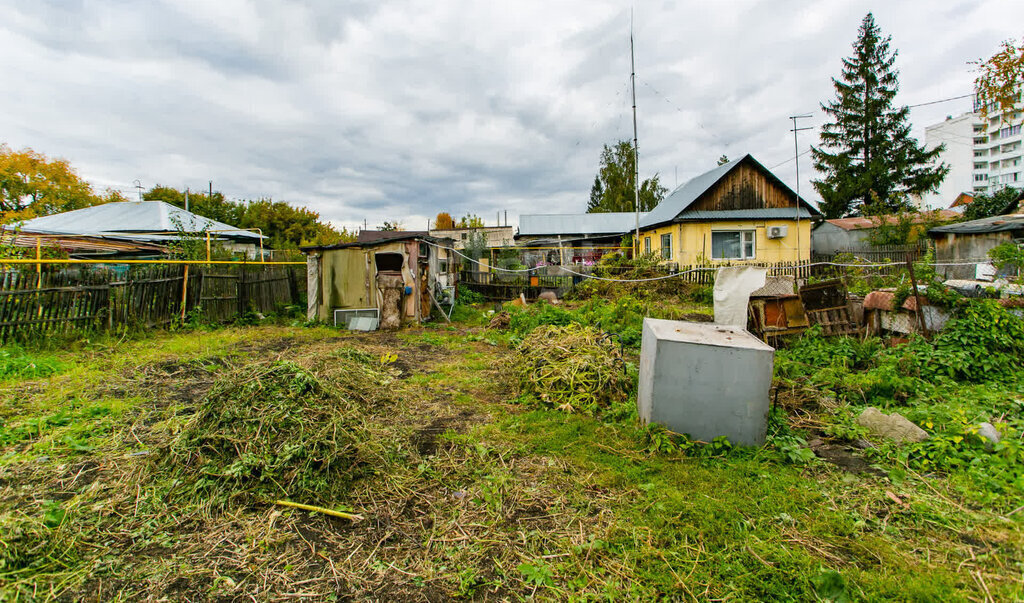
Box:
[950,192,975,208]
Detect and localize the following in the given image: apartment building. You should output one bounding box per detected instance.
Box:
[916,112,982,209]
[972,94,1024,195]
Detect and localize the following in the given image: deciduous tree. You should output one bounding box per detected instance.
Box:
[0,144,104,220]
[145,185,352,248]
[457,214,484,228]
[434,212,455,229]
[963,186,1021,221]
[812,14,948,218]
[973,39,1024,120]
[586,140,667,213]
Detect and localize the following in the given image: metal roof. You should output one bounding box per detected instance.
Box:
[357,230,429,243]
[517,212,646,237]
[300,234,450,252]
[1,230,168,256]
[929,213,1024,235]
[826,210,960,231]
[13,201,262,241]
[676,208,817,221]
[639,154,819,229]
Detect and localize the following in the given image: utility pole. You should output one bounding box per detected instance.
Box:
[789,114,813,266]
[185,188,190,212]
[209,181,213,201]
[630,13,640,257]
[133,179,143,202]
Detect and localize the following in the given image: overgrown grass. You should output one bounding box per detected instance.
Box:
[1,295,1023,600]
[774,301,1024,513]
[505,294,711,348]
[0,345,64,380]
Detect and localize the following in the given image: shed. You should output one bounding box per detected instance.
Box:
[811,210,959,256]
[300,234,456,328]
[928,213,1024,279]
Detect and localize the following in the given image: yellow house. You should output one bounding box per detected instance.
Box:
[639,154,821,265]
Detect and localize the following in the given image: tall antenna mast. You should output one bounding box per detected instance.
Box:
[789,114,813,265]
[630,12,640,256]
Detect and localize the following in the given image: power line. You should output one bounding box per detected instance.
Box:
[906,93,973,109]
[769,148,812,170]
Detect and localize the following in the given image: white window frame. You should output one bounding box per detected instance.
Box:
[711,230,756,260]
[660,233,672,260]
[644,236,651,254]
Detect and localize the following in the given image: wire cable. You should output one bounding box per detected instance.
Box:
[419,239,994,283]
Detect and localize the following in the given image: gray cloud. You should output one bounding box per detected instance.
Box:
[1,0,1022,232]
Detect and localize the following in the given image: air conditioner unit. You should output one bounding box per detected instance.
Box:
[767,225,788,239]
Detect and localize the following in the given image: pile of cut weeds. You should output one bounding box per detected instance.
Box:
[157,357,390,509]
[513,324,634,415]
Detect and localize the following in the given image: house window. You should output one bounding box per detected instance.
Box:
[711,231,756,260]
[660,234,672,260]
[644,236,651,254]
[460,233,467,240]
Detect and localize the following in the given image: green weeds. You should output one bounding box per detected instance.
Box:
[0,345,64,380]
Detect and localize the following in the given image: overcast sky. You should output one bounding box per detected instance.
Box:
[1,1,1021,231]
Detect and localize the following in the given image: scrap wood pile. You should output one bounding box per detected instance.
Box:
[512,324,632,414]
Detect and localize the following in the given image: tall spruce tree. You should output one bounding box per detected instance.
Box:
[812,13,948,218]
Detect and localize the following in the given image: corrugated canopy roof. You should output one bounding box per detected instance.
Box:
[517,212,645,237]
[640,154,820,229]
[929,213,1024,235]
[13,201,262,241]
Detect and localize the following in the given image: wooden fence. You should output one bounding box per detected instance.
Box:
[828,242,928,264]
[0,264,302,342]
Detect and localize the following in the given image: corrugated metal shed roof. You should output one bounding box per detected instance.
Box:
[827,210,960,231]
[14,201,262,240]
[357,230,429,243]
[517,212,646,237]
[929,213,1024,235]
[300,233,449,252]
[639,154,819,229]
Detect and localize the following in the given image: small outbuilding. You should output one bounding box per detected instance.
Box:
[928,212,1024,280]
[301,234,456,329]
[811,210,959,256]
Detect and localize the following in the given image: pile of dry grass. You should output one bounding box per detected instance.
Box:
[512,324,632,414]
[158,357,389,509]
[488,311,511,330]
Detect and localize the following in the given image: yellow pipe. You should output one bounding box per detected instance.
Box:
[36,237,42,319]
[0,258,305,265]
[273,500,363,521]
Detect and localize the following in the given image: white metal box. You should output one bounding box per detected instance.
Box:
[637,318,774,446]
